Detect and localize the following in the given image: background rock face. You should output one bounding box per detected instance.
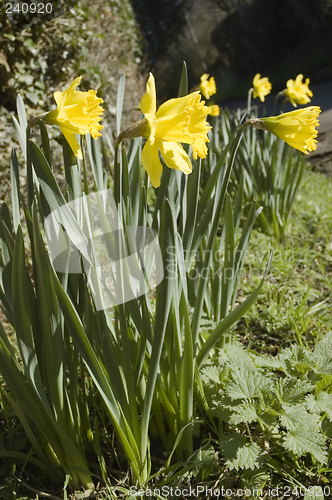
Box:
[211,0,332,96]
[128,0,332,101]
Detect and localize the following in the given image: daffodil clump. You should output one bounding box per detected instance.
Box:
[199,73,217,100]
[45,76,104,159]
[117,73,211,188]
[252,73,272,102]
[243,106,320,154]
[284,74,313,107]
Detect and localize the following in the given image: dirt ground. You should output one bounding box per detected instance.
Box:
[308,110,332,176]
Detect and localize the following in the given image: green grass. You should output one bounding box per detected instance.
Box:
[235,165,332,352]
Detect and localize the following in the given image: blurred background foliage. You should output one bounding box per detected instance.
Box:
[0,0,144,190]
[0,0,143,111]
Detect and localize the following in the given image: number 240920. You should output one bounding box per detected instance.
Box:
[6,2,52,14]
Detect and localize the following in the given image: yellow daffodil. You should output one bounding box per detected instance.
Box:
[117,73,211,188]
[45,76,104,159]
[284,74,313,107]
[242,106,320,154]
[207,104,220,116]
[252,73,272,102]
[199,73,216,100]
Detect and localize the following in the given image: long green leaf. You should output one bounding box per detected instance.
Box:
[116,74,126,137]
[10,149,20,232]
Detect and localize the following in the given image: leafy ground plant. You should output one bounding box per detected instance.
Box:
[203,338,332,470]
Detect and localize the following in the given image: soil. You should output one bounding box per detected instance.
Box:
[308,129,332,177]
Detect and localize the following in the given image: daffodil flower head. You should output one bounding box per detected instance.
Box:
[252,73,272,102]
[137,73,211,188]
[199,73,217,100]
[244,106,320,154]
[285,74,313,107]
[207,104,220,116]
[45,76,104,159]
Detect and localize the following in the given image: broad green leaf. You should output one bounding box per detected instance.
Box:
[282,415,327,463]
[219,432,262,470]
[305,392,332,420]
[201,365,221,385]
[226,368,263,400]
[277,345,313,376]
[279,403,313,432]
[315,373,332,395]
[228,400,259,425]
[274,378,312,405]
[314,332,332,374]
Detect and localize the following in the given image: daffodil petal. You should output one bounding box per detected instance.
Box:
[54,91,64,110]
[155,93,211,154]
[140,73,156,117]
[144,113,157,144]
[141,140,163,188]
[159,141,192,174]
[62,130,83,160]
[62,76,82,100]
[156,93,199,118]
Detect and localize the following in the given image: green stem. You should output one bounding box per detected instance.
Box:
[247,88,253,114]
